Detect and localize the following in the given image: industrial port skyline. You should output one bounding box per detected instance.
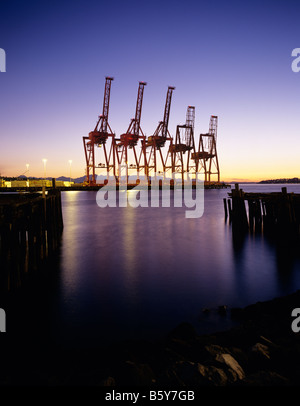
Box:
[1,0,299,183]
[2,0,300,389]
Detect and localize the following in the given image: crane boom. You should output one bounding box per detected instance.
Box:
[208,115,218,152]
[134,81,147,136]
[162,86,175,138]
[184,105,195,146]
[98,76,114,133]
[209,115,218,140]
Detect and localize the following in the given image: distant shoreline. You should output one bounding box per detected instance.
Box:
[258,178,300,184]
[2,176,300,185]
[0,183,231,193]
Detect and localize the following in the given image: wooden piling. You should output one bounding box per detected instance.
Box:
[254,199,262,233]
[248,199,255,232]
[226,186,300,240]
[0,189,63,292]
[227,199,232,222]
[223,198,228,220]
[230,184,249,232]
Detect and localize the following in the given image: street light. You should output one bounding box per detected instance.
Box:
[68,160,72,183]
[25,163,30,187]
[42,159,47,183]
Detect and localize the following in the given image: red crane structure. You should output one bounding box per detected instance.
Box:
[83,76,116,185]
[83,77,222,186]
[116,81,147,182]
[171,105,197,181]
[145,86,175,177]
[192,115,220,183]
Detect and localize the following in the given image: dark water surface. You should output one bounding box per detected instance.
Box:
[5,184,300,350]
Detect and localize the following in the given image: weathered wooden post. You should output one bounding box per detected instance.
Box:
[248,199,255,233]
[254,199,262,233]
[223,198,228,220]
[231,183,248,232]
[227,199,232,222]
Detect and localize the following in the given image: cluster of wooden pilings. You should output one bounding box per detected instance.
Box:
[0,189,63,292]
[224,184,300,238]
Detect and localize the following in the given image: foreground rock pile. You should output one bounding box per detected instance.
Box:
[99,290,300,386]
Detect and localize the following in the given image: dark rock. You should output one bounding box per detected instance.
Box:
[115,361,155,386]
[229,346,249,369]
[204,344,230,359]
[241,370,289,386]
[259,335,277,348]
[156,366,184,386]
[251,343,271,361]
[168,322,197,341]
[165,361,229,386]
[215,353,245,381]
[169,361,203,386]
[100,376,116,386]
[196,364,229,386]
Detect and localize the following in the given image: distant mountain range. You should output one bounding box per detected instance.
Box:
[259,178,300,184]
[4,174,146,183]
[56,175,149,183]
[2,175,87,183]
[57,175,86,183]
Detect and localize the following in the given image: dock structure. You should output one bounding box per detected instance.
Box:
[0,180,230,193]
[0,189,63,292]
[224,184,300,238]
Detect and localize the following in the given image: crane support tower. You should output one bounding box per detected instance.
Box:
[192,115,220,183]
[83,76,116,185]
[116,81,147,182]
[171,105,197,181]
[145,86,175,177]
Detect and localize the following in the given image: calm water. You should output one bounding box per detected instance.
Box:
[6,184,300,350]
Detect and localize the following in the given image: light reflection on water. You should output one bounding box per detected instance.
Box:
[52,184,300,347]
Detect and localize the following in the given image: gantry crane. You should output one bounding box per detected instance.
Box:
[115,81,147,182]
[145,86,175,177]
[191,115,220,183]
[83,77,116,185]
[83,79,221,186]
[171,106,197,180]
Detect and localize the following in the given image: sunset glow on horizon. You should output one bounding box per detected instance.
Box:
[1,0,299,182]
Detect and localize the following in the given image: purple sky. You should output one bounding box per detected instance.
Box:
[0,0,299,181]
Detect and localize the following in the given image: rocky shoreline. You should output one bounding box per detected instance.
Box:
[93,289,300,387]
[2,290,300,386]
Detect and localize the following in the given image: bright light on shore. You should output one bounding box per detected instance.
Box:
[68,160,72,183]
[42,159,47,179]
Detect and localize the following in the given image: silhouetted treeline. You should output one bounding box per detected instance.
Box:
[259,177,300,184]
